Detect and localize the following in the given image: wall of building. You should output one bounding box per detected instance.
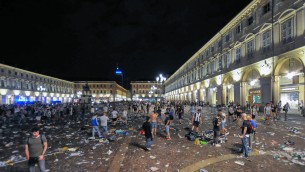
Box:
[0,63,74,104]
[165,0,305,110]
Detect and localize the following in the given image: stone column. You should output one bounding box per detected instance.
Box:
[273,76,280,104]
[240,81,247,106]
[222,85,227,105]
[234,82,241,104]
[216,86,222,105]
[260,76,272,105]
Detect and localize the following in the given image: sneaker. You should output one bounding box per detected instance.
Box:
[215,144,221,147]
[225,132,230,136]
[146,148,151,151]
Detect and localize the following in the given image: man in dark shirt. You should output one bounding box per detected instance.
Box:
[239,113,251,158]
[142,116,153,150]
[213,113,221,146]
[25,127,48,172]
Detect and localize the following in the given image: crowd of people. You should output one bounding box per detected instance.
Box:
[1,99,304,171]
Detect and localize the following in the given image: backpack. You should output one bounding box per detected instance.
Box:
[247,121,254,134]
[27,135,44,145]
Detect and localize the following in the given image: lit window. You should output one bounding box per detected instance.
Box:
[282,18,293,44]
[235,48,241,64]
[247,40,254,58]
[262,30,271,52]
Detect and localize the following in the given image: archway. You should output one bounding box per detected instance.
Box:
[242,68,261,105]
[223,75,234,105]
[274,57,304,111]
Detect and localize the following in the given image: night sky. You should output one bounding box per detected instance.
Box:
[0,0,251,86]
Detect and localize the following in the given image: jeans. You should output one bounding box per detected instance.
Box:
[151,122,157,128]
[92,126,101,137]
[145,137,153,148]
[213,130,220,144]
[101,126,108,138]
[241,135,250,157]
[28,158,46,172]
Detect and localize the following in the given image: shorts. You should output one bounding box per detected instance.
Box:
[157,116,162,121]
[165,125,170,133]
[193,121,200,127]
[252,114,256,119]
[178,113,182,119]
[266,114,271,118]
[112,118,117,121]
[229,112,233,116]
[169,115,174,120]
[236,113,241,118]
[151,122,157,129]
[221,122,226,129]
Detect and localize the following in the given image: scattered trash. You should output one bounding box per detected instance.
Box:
[5,142,13,147]
[199,169,208,172]
[68,147,79,152]
[150,167,159,171]
[266,132,275,136]
[283,147,294,152]
[150,156,156,159]
[69,152,84,156]
[0,161,6,167]
[235,160,245,166]
[107,150,113,155]
[165,163,169,168]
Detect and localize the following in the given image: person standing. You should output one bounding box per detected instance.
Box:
[111,108,118,125]
[239,113,251,159]
[25,127,48,172]
[142,116,153,150]
[283,102,290,121]
[91,113,102,138]
[122,109,128,125]
[191,109,202,135]
[164,112,171,140]
[213,113,221,147]
[264,103,272,125]
[150,111,158,137]
[100,112,109,139]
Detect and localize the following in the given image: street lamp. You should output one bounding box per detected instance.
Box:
[155,74,167,101]
[37,86,46,102]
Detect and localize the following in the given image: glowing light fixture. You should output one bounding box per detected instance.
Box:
[250,79,258,86]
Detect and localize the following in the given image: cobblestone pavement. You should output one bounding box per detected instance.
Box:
[1,106,305,172]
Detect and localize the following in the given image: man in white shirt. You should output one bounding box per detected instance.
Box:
[111,109,118,125]
[122,109,128,125]
[100,112,109,138]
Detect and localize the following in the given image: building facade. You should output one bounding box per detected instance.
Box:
[131,81,164,101]
[74,81,128,102]
[0,63,75,104]
[165,0,305,110]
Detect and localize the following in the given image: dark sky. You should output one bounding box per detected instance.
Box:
[0,0,252,85]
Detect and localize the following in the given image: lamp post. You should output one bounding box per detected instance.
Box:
[156,74,167,102]
[37,86,46,103]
